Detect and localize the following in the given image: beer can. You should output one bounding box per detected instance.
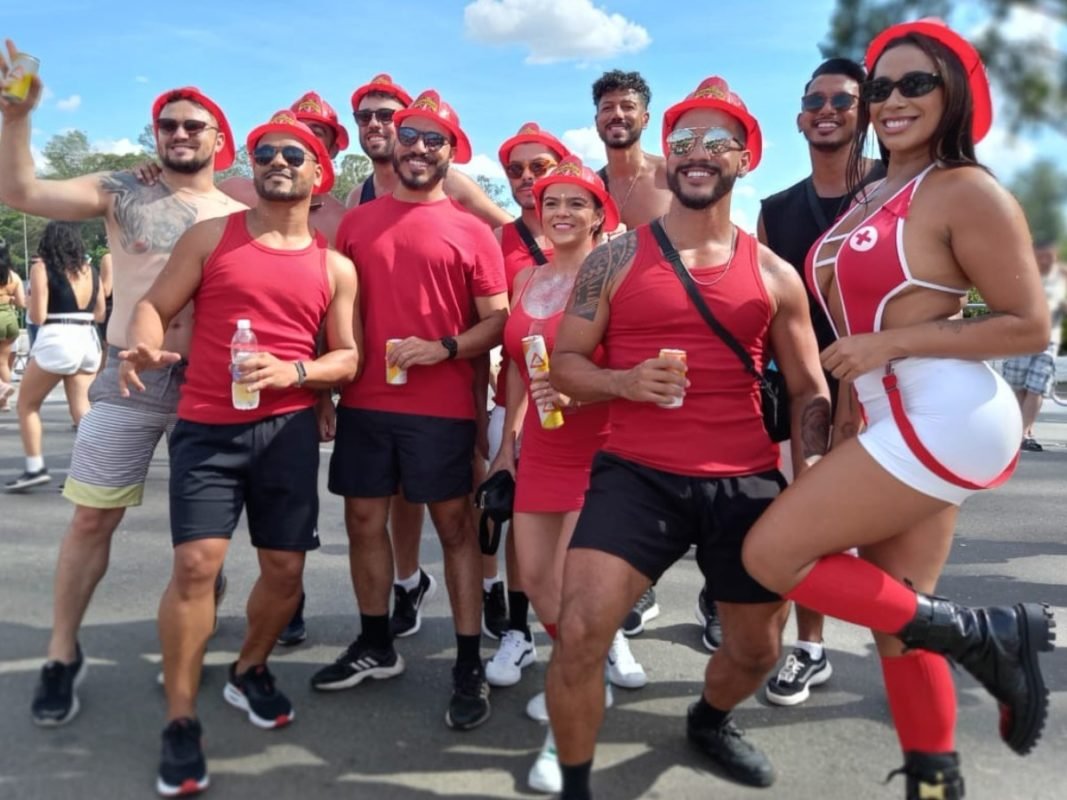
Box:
[385,339,407,385]
[522,334,565,430]
[1,53,40,103]
[659,348,687,409]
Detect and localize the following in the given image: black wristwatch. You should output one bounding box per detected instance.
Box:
[440,336,458,360]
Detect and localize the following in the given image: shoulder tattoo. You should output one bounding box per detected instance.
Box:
[567,230,638,322]
[99,172,199,255]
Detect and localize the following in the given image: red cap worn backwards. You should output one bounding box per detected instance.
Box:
[865,17,992,143]
[533,155,620,233]
[661,76,763,171]
[393,90,472,164]
[290,91,349,152]
[151,87,235,171]
[350,73,413,111]
[246,110,335,195]
[498,122,570,168]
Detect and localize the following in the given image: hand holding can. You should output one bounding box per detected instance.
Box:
[1,46,39,105]
[659,348,687,409]
[386,338,408,385]
[522,334,564,429]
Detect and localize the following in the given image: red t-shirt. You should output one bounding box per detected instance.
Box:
[603,225,779,476]
[336,194,507,419]
[179,212,330,424]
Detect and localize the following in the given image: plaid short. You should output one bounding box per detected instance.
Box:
[1001,351,1054,396]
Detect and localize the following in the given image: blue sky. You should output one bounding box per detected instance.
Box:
[8,0,1066,230]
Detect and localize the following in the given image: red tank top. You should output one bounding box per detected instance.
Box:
[179,211,331,424]
[604,225,778,476]
[495,221,555,409]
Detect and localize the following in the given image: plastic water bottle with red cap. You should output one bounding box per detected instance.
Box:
[231,319,260,411]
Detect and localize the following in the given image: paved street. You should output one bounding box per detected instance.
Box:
[0,386,1064,800]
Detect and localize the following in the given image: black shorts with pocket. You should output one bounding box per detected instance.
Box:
[569,451,784,604]
[169,408,320,551]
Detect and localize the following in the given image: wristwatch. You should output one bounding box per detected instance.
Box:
[440,336,458,360]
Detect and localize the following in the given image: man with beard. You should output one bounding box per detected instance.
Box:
[120,110,359,796]
[0,57,242,728]
[757,58,883,708]
[315,90,508,733]
[546,77,830,796]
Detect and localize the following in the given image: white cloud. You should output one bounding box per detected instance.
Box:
[970,5,1064,46]
[135,75,149,84]
[55,94,81,111]
[561,125,605,166]
[977,122,1037,181]
[92,137,144,156]
[453,153,507,182]
[464,0,650,64]
[30,143,51,175]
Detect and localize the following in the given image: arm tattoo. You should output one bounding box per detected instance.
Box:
[566,231,638,321]
[933,311,1005,334]
[99,172,198,255]
[800,397,831,459]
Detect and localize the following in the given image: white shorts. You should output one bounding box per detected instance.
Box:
[855,357,1021,506]
[30,321,101,376]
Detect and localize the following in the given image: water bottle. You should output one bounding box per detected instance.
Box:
[231,319,260,411]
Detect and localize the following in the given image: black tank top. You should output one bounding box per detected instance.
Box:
[46,264,99,315]
[597,166,609,191]
[358,178,376,205]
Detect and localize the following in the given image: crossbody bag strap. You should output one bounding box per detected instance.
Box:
[514,218,549,266]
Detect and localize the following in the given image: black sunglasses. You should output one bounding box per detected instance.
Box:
[157,118,217,135]
[801,91,857,113]
[504,158,557,179]
[860,72,943,104]
[252,144,317,167]
[665,127,743,157]
[354,108,396,126]
[396,126,450,151]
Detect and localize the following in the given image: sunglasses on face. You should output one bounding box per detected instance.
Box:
[801,91,858,113]
[157,118,217,135]
[860,72,943,104]
[395,126,450,151]
[665,127,743,157]
[252,144,317,167]
[354,108,396,126]
[505,158,557,180]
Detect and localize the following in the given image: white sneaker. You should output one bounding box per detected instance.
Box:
[528,729,562,793]
[607,629,647,689]
[525,683,614,723]
[485,629,536,687]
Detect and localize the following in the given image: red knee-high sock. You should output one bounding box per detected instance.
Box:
[784,554,918,633]
[881,651,957,752]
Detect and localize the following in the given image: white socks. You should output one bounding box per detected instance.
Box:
[26,455,44,473]
[795,640,824,660]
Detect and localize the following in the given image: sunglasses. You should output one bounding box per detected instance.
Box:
[860,72,943,104]
[665,127,743,157]
[157,118,217,135]
[396,126,450,151]
[505,158,557,180]
[354,108,396,126]
[801,91,858,113]
[252,144,317,167]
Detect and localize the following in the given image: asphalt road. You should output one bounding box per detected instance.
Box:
[1,391,1064,800]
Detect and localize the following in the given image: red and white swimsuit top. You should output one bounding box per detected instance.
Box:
[805,164,968,337]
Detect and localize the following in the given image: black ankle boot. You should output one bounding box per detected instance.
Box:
[897,595,1055,755]
[890,751,964,800]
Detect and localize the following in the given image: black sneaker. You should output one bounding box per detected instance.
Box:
[5,467,50,492]
[156,717,209,797]
[446,662,491,731]
[695,589,722,652]
[482,580,508,640]
[1021,437,1044,452]
[277,592,307,646]
[765,648,833,706]
[31,643,86,727]
[390,569,437,638]
[310,638,405,691]
[686,707,775,787]
[622,587,660,637]
[223,662,294,729]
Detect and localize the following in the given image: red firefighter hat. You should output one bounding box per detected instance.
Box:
[151,86,235,171]
[533,155,620,232]
[393,90,472,164]
[662,76,763,170]
[350,73,413,111]
[246,110,335,195]
[290,91,349,152]
[498,122,570,167]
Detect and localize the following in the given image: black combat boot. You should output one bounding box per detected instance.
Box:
[890,751,964,800]
[897,596,1055,755]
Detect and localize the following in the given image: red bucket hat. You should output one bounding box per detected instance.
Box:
[662,76,763,170]
[350,73,413,112]
[290,91,349,152]
[151,86,235,171]
[498,122,570,168]
[865,17,992,143]
[246,110,335,195]
[393,90,472,164]
[533,155,620,232]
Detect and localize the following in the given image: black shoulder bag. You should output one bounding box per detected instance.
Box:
[514,218,549,266]
[649,218,790,442]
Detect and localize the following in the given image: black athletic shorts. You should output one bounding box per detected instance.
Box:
[569,451,784,604]
[328,407,475,503]
[169,408,321,551]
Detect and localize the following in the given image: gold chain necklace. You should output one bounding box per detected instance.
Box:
[665,215,737,288]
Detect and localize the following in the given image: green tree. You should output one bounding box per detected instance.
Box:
[474,174,515,214]
[823,0,1067,135]
[1010,158,1067,244]
[331,153,372,203]
[216,145,252,183]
